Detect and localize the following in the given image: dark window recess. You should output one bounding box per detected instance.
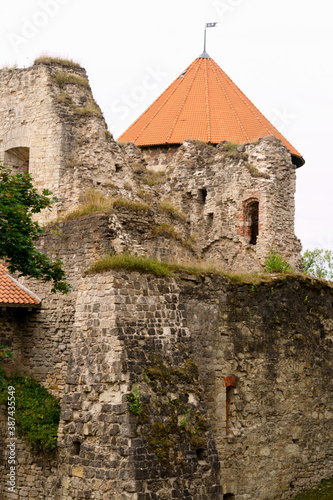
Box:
[245,200,259,245]
[195,448,206,460]
[199,188,207,203]
[115,165,122,172]
[72,441,81,456]
[223,494,235,500]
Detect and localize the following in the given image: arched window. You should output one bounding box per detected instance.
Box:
[4,147,30,174]
[244,199,259,245]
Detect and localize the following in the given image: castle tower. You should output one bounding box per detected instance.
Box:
[118,51,304,167]
[118,52,304,271]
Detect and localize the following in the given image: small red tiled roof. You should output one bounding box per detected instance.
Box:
[0,264,41,307]
[118,53,304,166]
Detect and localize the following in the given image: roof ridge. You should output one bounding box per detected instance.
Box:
[204,59,211,142]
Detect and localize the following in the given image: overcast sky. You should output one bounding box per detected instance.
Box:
[1,0,332,251]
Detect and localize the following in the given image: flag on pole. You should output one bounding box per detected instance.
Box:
[206,22,218,28]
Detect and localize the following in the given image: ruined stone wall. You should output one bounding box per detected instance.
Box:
[180,274,333,499]
[0,215,332,499]
[149,137,302,272]
[0,62,146,224]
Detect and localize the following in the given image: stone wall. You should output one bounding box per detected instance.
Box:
[0,215,332,499]
[147,137,302,272]
[0,62,145,224]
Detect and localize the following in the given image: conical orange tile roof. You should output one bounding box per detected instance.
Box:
[118,52,304,166]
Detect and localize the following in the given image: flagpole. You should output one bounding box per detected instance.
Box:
[204,24,207,53]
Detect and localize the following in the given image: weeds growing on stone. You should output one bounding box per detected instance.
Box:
[245,162,270,179]
[74,104,103,118]
[264,250,292,273]
[112,197,151,212]
[158,201,186,221]
[152,224,182,240]
[146,170,165,187]
[34,56,81,68]
[291,478,333,500]
[54,72,89,89]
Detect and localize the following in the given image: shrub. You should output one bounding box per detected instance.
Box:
[0,374,60,454]
[264,250,292,273]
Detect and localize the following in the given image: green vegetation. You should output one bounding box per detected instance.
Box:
[264,250,292,273]
[221,141,248,161]
[57,189,114,221]
[86,253,174,277]
[158,201,186,221]
[127,383,142,415]
[245,162,270,179]
[152,224,195,252]
[57,91,72,104]
[0,165,70,293]
[146,170,166,187]
[57,191,151,221]
[143,358,207,464]
[0,345,14,386]
[34,56,81,68]
[112,197,151,212]
[152,223,182,240]
[0,374,60,455]
[302,249,333,281]
[74,104,103,118]
[54,71,89,89]
[85,252,260,284]
[105,130,113,142]
[291,478,333,500]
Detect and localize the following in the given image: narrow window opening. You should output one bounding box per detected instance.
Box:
[223,494,235,500]
[115,164,122,172]
[199,188,207,203]
[249,201,259,245]
[243,199,259,245]
[72,441,81,456]
[195,448,206,460]
[4,147,30,174]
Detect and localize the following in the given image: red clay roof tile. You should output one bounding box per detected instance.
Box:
[0,264,41,306]
[118,54,304,166]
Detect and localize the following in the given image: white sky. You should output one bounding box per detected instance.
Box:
[1,0,332,251]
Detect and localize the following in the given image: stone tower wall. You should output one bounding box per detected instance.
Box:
[155,137,302,271]
[0,63,142,224]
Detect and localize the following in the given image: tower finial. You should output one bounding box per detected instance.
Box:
[203,22,218,55]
